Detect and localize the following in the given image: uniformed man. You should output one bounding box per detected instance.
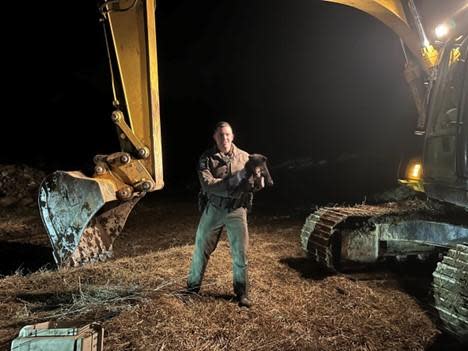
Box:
[187,121,259,307]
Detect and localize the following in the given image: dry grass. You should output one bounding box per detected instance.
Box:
[0,198,441,350]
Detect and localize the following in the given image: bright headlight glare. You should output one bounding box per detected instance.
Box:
[435,23,450,39]
[408,162,422,180]
[412,163,421,178]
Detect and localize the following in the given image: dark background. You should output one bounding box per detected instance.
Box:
[4,0,459,209]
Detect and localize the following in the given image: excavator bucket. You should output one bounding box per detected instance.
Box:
[38,171,141,267]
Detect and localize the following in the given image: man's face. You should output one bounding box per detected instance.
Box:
[213,126,234,154]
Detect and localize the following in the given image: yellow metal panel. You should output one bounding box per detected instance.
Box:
[146,1,164,190]
[107,0,164,190]
[374,0,407,22]
[324,0,430,71]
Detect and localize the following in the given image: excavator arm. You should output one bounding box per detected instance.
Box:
[100,0,163,190]
[39,0,163,267]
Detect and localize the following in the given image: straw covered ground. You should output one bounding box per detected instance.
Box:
[0,196,455,350]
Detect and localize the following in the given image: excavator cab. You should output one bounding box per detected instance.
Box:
[423,34,468,207]
[38,0,164,267]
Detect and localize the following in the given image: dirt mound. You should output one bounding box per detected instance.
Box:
[0,164,45,207]
[370,185,421,203]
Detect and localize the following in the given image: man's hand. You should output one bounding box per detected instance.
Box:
[252,174,265,192]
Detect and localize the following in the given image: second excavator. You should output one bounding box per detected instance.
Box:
[301,0,468,340]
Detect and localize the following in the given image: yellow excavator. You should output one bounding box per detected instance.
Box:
[38,0,164,267]
[301,0,468,340]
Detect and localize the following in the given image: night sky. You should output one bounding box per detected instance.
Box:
[5,0,460,207]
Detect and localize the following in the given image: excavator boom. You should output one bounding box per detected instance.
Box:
[325,0,434,69]
[324,0,443,131]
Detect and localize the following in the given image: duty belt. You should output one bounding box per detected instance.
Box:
[208,194,239,210]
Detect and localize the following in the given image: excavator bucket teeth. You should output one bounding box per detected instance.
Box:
[38,171,122,267]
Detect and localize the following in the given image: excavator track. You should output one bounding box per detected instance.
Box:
[301,204,402,270]
[302,203,468,340]
[432,243,468,341]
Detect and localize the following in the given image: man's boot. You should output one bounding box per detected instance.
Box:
[186,282,200,294]
[234,281,251,307]
[238,294,252,308]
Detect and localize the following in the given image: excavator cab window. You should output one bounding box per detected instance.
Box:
[424,36,468,181]
[428,43,465,135]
